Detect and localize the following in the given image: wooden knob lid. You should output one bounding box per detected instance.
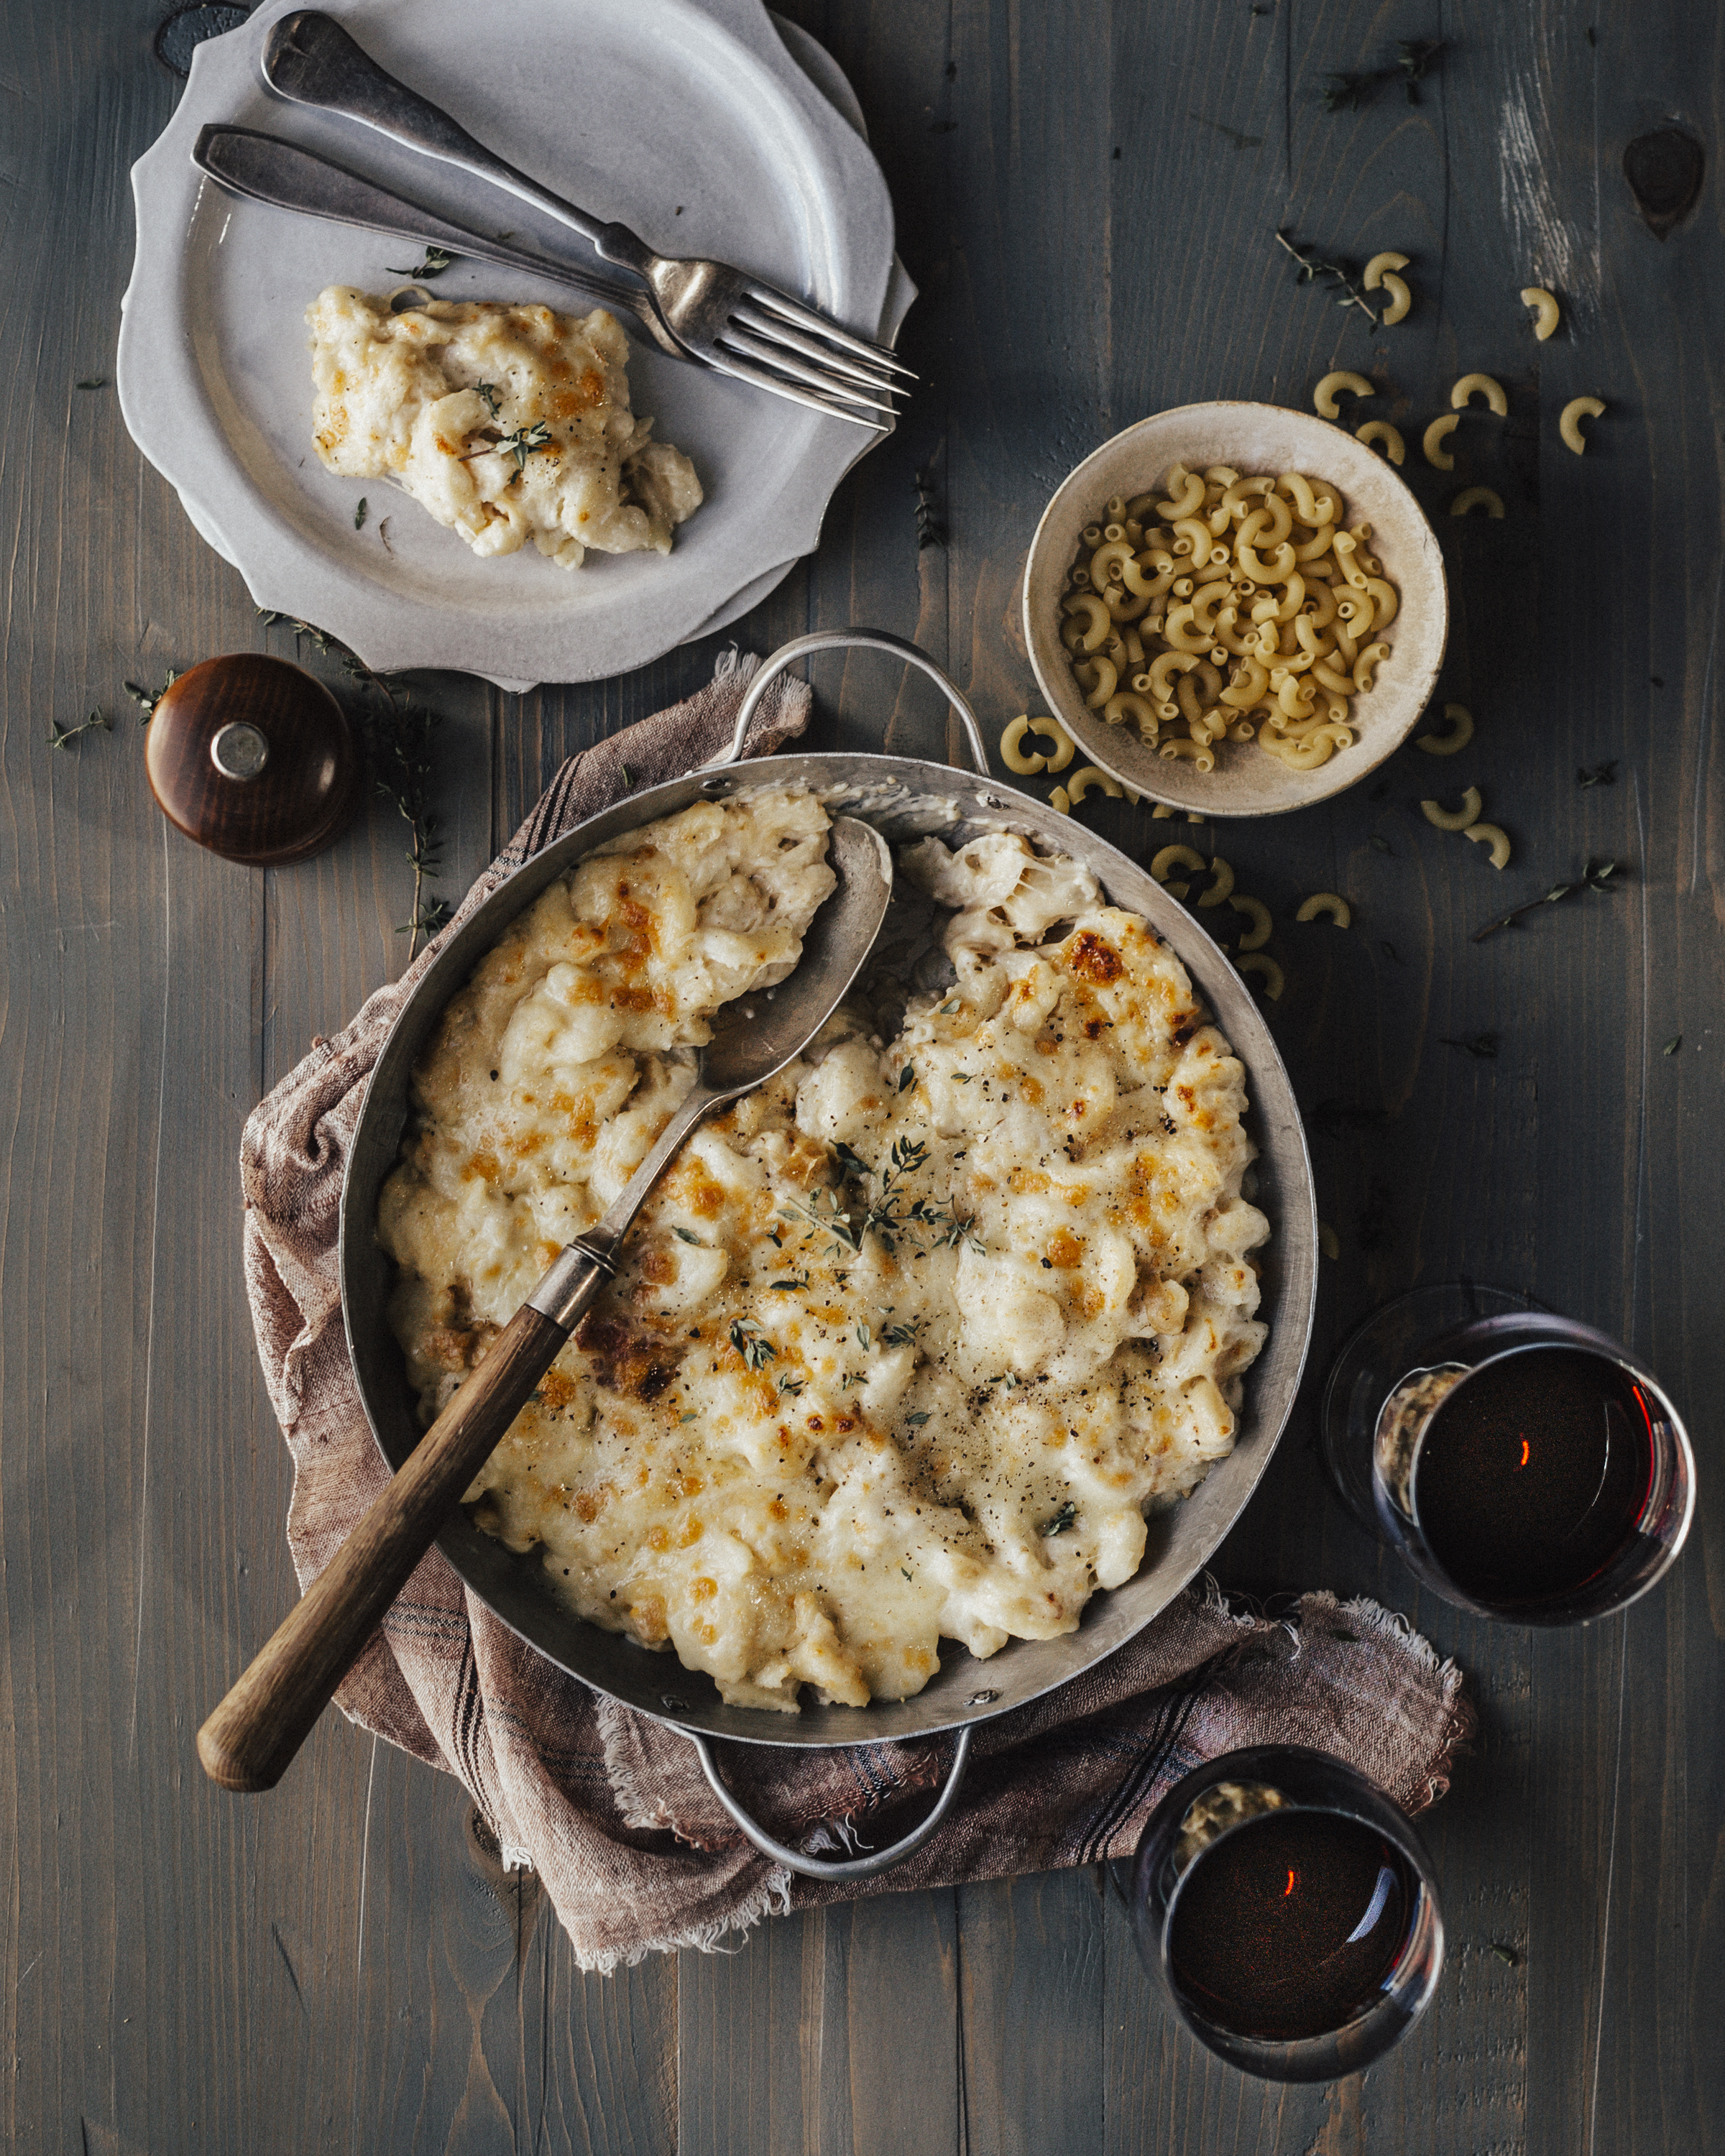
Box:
[144,653,362,866]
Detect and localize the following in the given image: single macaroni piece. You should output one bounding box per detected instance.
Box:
[1194,857,1235,908]
[1049,784,1072,814]
[1450,487,1505,518]
[1417,701,1474,755]
[1058,464,1399,780]
[1450,372,1509,416]
[1356,420,1406,465]
[1151,844,1207,896]
[1228,895,1272,951]
[1422,415,1460,471]
[1318,1222,1341,1261]
[1463,820,1512,868]
[1521,286,1560,341]
[1029,715,1077,772]
[1313,371,1375,419]
[1560,395,1606,455]
[1422,786,1484,831]
[1000,718,1047,775]
[1236,953,1284,1000]
[306,287,702,568]
[1066,766,1126,805]
[1363,252,1413,326]
[1294,893,1352,926]
[379,801,1271,1712]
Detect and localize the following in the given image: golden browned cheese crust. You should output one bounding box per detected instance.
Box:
[379,796,1269,1712]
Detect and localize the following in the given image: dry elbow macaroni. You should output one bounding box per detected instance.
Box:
[1363,253,1412,326]
[1057,468,1401,779]
[378,793,1271,1713]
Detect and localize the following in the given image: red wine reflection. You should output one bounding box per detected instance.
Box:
[1412,1348,1655,1608]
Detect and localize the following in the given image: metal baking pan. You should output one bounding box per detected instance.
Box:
[339,628,1318,1876]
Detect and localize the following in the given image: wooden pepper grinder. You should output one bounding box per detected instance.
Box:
[144,653,362,865]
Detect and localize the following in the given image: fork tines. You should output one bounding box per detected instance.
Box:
[719,287,914,430]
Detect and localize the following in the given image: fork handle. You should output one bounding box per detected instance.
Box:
[264,10,625,260]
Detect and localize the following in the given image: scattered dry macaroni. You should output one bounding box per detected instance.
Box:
[308,287,702,568]
[1450,372,1509,415]
[1294,893,1352,926]
[1450,487,1504,518]
[1363,252,1412,325]
[1356,420,1406,465]
[1560,395,1606,454]
[1422,786,1483,831]
[1057,467,1401,778]
[379,798,1271,1712]
[1464,821,1512,868]
[1314,371,1375,419]
[1422,415,1459,471]
[1417,701,1474,755]
[1228,895,1272,950]
[1521,286,1560,340]
[1000,719,1047,774]
[1031,716,1077,771]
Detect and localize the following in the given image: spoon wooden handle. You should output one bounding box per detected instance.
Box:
[197,1301,569,1792]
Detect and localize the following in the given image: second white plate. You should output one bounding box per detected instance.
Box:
[119,0,906,689]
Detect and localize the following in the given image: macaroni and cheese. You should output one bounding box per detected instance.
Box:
[378,789,1271,1711]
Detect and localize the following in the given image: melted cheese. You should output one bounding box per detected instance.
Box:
[308,287,702,568]
[380,798,1270,1713]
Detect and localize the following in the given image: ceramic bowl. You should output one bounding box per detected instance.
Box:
[1022,402,1449,819]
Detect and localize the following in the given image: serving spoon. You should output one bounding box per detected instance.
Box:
[198,816,893,1793]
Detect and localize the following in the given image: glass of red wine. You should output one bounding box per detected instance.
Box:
[1320,1284,1695,1623]
[1128,1744,1445,2081]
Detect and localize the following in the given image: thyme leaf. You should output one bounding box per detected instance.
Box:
[1663,1036,1683,1056]
[1039,1501,1079,1537]
[500,420,553,476]
[383,244,455,279]
[124,671,180,722]
[354,497,368,531]
[728,1318,776,1370]
[673,1226,703,1245]
[1578,760,1619,788]
[1440,1031,1499,1060]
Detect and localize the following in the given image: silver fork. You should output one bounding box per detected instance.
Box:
[260,9,911,429]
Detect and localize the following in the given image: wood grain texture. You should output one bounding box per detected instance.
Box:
[2,0,1723,2148]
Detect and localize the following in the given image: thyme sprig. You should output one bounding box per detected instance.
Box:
[47,709,111,751]
[1471,858,1624,944]
[124,670,180,722]
[255,608,451,955]
[1440,1031,1499,1060]
[914,463,946,550]
[728,1317,776,1371]
[1274,230,1381,323]
[500,420,552,476]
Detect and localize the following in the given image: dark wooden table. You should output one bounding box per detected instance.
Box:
[5,1,1720,2148]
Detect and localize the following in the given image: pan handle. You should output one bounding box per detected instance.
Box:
[681,1723,974,1882]
[709,628,992,779]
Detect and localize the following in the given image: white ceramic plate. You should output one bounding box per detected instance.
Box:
[118,0,908,690]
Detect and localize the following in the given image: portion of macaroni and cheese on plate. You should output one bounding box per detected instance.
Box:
[378,788,1270,1712]
[308,287,702,569]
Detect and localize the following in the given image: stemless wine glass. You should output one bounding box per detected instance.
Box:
[1128,1744,1445,2082]
[1320,1284,1695,1623]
